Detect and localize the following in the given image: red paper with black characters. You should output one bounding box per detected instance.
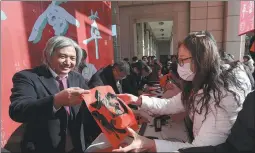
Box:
[82,86,138,148]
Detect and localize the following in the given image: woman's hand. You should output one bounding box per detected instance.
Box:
[133,111,151,124]
[117,94,142,106]
[165,82,181,91]
[165,82,175,90]
[112,127,156,152]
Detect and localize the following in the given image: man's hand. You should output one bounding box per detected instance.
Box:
[53,87,90,109]
[165,82,176,90]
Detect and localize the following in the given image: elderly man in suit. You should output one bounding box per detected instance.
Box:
[9,36,101,153]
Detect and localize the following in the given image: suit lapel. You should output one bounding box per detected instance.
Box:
[68,72,82,118]
[37,65,59,95]
[37,67,82,118]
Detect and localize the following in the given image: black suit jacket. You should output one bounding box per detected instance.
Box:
[179,91,255,153]
[9,65,101,153]
[88,65,120,94]
[122,72,146,96]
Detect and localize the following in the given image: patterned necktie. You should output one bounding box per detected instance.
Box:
[56,76,70,115]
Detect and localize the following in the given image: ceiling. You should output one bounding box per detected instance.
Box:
[148,21,173,41]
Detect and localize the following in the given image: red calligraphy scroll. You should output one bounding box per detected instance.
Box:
[82,86,138,149]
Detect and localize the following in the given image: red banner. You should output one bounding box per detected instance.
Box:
[82,86,138,149]
[239,1,254,35]
[1,1,113,149]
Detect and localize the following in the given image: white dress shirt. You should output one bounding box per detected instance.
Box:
[48,67,74,152]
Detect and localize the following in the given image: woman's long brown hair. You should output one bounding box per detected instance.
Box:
[180,31,246,121]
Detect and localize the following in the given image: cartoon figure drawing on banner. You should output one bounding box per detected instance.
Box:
[83,10,102,59]
[28,0,80,43]
[90,91,128,139]
[1,10,7,20]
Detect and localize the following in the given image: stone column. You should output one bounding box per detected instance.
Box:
[147,32,151,56]
[147,31,150,56]
[156,42,160,58]
[223,1,245,60]
[152,40,155,56]
[144,24,150,56]
[136,23,144,59]
[151,35,154,55]
[112,2,121,61]
[149,34,153,56]
[153,39,157,56]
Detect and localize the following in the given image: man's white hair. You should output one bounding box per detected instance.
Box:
[43,36,83,66]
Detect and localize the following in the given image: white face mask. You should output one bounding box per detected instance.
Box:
[177,63,195,81]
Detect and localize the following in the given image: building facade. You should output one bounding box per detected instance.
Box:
[112,1,246,61]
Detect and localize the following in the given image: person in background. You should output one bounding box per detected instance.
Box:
[150,56,162,69]
[160,60,180,92]
[122,61,152,96]
[250,37,255,81]
[147,57,162,83]
[88,60,130,94]
[171,55,178,63]
[228,54,235,61]
[132,56,138,63]
[179,90,255,153]
[77,49,97,83]
[243,55,254,74]
[9,36,100,153]
[249,36,255,61]
[142,56,148,63]
[150,55,156,62]
[220,53,254,89]
[147,56,152,65]
[123,57,129,63]
[161,60,172,75]
[123,57,132,72]
[220,52,235,64]
[170,55,178,72]
[114,31,252,152]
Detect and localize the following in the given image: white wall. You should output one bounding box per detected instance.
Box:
[158,40,170,55]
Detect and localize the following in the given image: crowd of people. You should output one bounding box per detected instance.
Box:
[8,31,255,153]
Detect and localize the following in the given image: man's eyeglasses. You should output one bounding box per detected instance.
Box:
[178,57,192,66]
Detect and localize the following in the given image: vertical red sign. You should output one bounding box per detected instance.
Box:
[239,1,254,35]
